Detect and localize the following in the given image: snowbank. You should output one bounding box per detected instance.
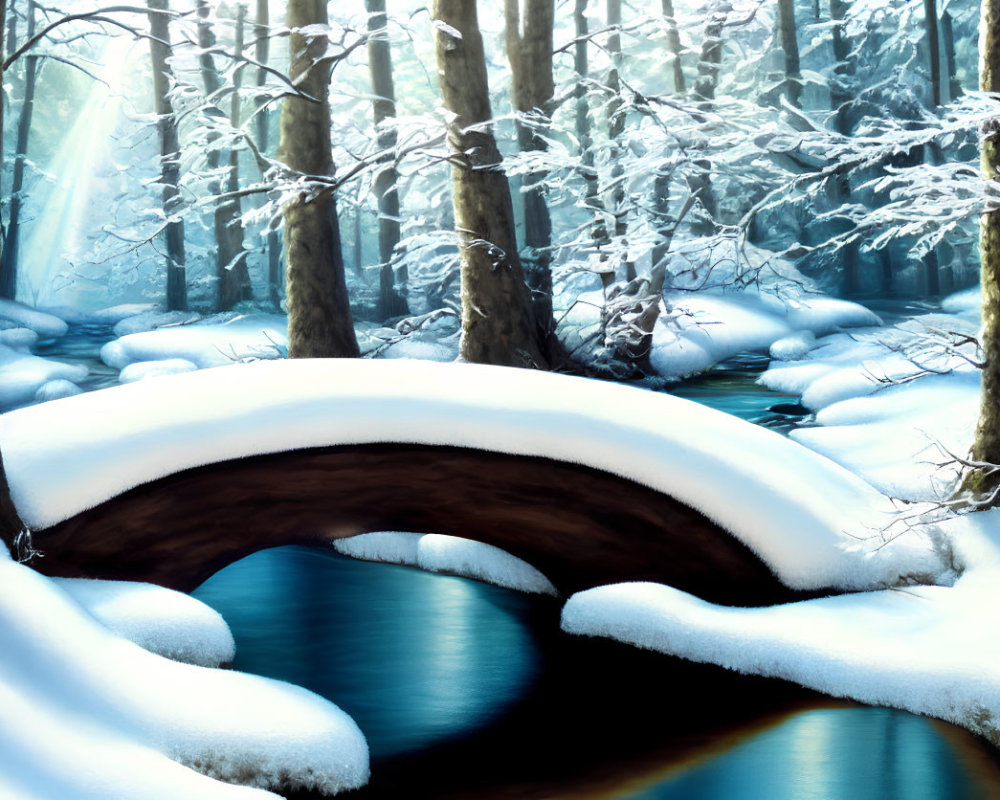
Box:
[102,314,287,370]
[0,344,87,411]
[0,298,68,339]
[119,358,200,384]
[791,372,979,501]
[334,532,558,595]
[0,547,369,797]
[560,508,1000,746]
[0,359,943,591]
[0,327,38,350]
[34,378,83,403]
[760,311,978,412]
[649,291,879,380]
[54,577,236,667]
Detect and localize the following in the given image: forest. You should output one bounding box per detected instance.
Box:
[4,0,1000,798]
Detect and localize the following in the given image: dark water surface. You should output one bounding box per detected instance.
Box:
[192,546,1000,799]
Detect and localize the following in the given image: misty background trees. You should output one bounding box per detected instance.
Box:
[0,0,988,373]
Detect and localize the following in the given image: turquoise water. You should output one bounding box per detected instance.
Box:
[193,546,999,799]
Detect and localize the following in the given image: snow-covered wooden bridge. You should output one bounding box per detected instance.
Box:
[0,359,937,603]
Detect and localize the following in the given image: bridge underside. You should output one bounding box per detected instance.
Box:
[25,444,804,606]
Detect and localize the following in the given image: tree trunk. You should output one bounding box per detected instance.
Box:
[278,0,359,358]
[829,0,859,294]
[777,0,801,108]
[433,0,547,368]
[687,4,727,234]
[366,0,407,321]
[0,0,35,301]
[924,0,941,107]
[196,0,251,311]
[504,0,560,356]
[254,0,282,308]
[605,0,633,281]
[661,0,685,94]
[575,0,609,287]
[942,10,962,101]
[963,0,1000,498]
[148,0,187,311]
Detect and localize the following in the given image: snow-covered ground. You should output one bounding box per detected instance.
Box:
[0,546,369,799]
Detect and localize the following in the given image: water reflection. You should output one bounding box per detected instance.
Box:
[192,545,539,757]
[193,546,1000,799]
[626,709,984,800]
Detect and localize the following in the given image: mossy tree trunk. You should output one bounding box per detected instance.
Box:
[964,0,1000,500]
[0,0,36,301]
[148,0,187,311]
[254,0,282,308]
[433,0,547,368]
[278,0,359,358]
[504,0,561,358]
[196,0,251,311]
[366,0,408,321]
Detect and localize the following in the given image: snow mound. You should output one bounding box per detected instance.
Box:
[103,314,287,370]
[380,339,456,362]
[649,291,880,380]
[941,287,980,314]
[0,359,945,591]
[120,358,200,384]
[560,539,1000,747]
[769,331,816,361]
[791,372,979,502]
[0,548,369,797]
[760,315,977,412]
[91,302,160,325]
[34,378,83,403]
[0,344,88,411]
[0,299,67,339]
[113,309,202,338]
[53,577,236,667]
[334,532,558,595]
[0,327,38,350]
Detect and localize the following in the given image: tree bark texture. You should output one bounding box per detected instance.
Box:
[604,0,633,282]
[254,0,282,308]
[687,5,727,234]
[661,0,685,94]
[196,0,251,311]
[278,0,359,358]
[504,0,559,354]
[942,11,962,101]
[148,0,187,311]
[0,0,35,301]
[433,0,547,368]
[777,0,801,108]
[924,0,941,107]
[28,445,797,607]
[366,0,408,320]
[966,0,1000,497]
[828,0,859,293]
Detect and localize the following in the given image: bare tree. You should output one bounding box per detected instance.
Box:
[366,0,407,320]
[0,0,37,300]
[504,0,561,358]
[148,0,186,310]
[253,0,281,307]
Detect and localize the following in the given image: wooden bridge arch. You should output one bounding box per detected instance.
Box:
[1,442,796,606]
